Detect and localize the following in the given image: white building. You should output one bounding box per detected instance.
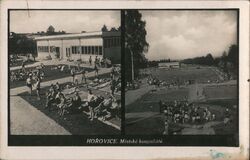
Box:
[158,61,180,69]
[35,31,121,64]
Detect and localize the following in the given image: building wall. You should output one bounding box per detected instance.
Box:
[63,37,103,61]
[158,62,180,68]
[104,47,121,64]
[48,39,63,59]
[36,34,121,64]
[37,40,49,59]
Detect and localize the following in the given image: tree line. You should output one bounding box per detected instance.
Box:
[9,25,120,56]
[181,44,238,69]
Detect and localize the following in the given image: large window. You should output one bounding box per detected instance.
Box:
[87,46,91,54]
[66,48,70,57]
[71,46,75,54]
[91,46,95,55]
[85,46,88,54]
[71,46,80,54]
[94,46,98,55]
[99,46,102,55]
[38,46,49,52]
[104,37,120,48]
[81,46,86,54]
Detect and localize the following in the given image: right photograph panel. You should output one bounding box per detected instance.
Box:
[125,10,238,136]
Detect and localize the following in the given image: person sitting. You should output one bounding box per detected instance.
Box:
[40,63,45,68]
[46,84,56,110]
[55,82,60,92]
[10,71,16,82]
[57,93,67,116]
[60,65,66,72]
[68,92,82,113]
[94,96,112,120]
[112,99,121,120]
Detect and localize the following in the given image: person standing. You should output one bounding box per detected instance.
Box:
[34,77,41,100]
[110,79,116,95]
[89,56,92,66]
[110,66,115,80]
[81,69,87,84]
[163,120,169,135]
[94,64,99,77]
[26,74,32,95]
[87,89,96,121]
[21,60,26,72]
[70,68,75,83]
[94,56,98,65]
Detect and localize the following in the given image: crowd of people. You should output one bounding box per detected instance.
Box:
[45,83,121,121]
[10,62,45,82]
[88,55,112,68]
[146,75,197,88]
[10,55,121,124]
[159,100,217,125]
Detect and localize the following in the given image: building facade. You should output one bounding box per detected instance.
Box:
[35,31,121,64]
[158,61,180,69]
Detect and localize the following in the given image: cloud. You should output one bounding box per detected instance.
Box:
[10,10,120,33]
[141,10,237,60]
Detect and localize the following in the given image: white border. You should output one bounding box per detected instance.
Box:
[0,1,249,160]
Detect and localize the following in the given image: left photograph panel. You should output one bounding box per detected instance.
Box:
[9,10,121,135]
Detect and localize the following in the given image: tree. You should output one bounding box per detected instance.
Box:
[110,27,117,32]
[8,32,37,56]
[101,25,108,32]
[47,25,55,35]
[117,26,121,31]
[125,10,149,82]
[227,44,238,66]
[205,53,214,65]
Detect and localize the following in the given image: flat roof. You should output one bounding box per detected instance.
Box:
[35,31,120,41]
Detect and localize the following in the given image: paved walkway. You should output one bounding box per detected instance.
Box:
[125,81,155,106]
[10,59,91,71]
[10,96,71,135]
[10,66,113,135]
[10,67,111,95]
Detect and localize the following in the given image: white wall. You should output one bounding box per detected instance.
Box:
[37,40,50,60]
[37,37,103,61]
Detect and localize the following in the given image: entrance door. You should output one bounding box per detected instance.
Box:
[66,48,71,57]
[55,47,60,58]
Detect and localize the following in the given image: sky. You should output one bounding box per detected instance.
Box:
[10,10,120,33]
[141,10,237,60]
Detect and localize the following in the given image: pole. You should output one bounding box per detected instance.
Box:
[130,48,134,81]
[79,38,81,60]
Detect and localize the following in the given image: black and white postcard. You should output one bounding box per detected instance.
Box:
[0,0,249,160]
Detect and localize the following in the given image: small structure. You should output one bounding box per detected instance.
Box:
[34,31,121,64]
[158,61,180,69]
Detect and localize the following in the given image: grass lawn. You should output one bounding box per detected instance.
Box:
[204,85,237,100]
[126,116,164,135]
[10,65,94,89]
[18,80,120,135]
[126,66,238,135]
[126,88,189,113]
[149,67,219,83]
